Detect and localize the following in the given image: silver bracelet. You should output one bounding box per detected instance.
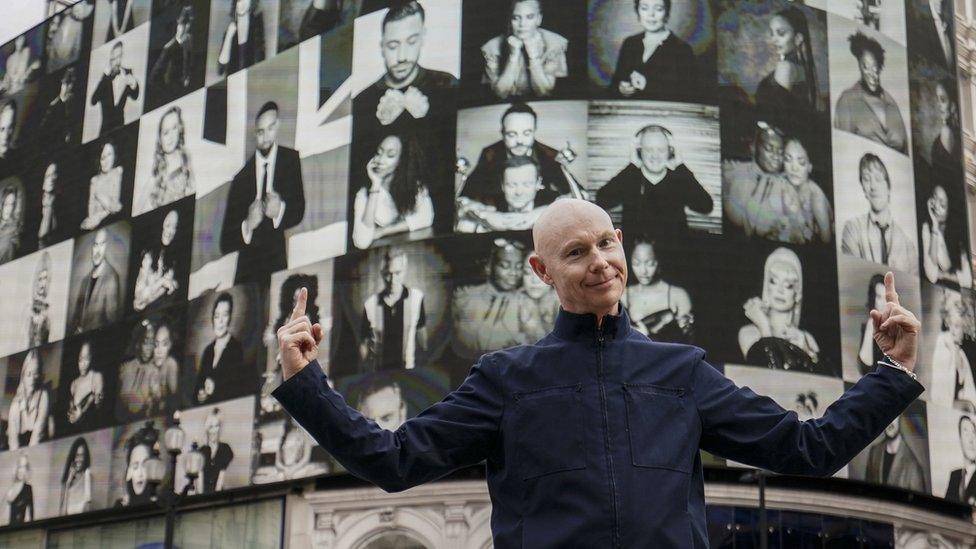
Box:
[878,354,918,382]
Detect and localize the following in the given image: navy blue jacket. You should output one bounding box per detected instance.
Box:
[272,307,924,548]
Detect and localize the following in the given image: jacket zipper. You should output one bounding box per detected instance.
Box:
[596,325,620,547]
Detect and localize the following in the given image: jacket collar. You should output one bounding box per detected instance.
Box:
[552,304,630,342]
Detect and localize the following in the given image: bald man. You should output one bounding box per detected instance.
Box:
[271,199,925,548]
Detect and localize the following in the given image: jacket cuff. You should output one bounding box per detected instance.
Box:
[873,359,925,403]
[271,359,326,412]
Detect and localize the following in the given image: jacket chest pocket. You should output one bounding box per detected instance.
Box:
[623,384,695,473]
[513,384,586,480]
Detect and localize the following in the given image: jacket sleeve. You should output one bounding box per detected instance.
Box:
[272,356,503,492]
[692,353,924,477]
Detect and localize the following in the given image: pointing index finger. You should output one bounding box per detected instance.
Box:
[290,287,307,322]
[884,272,900,306]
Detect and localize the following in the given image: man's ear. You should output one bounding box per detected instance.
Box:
[615,228,624,245]
[528,253,551,285]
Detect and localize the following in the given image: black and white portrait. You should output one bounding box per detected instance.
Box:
[0,176,27,265]
[132,103,196,215]
[0,98,25,177]
[28,155,82,250]
[335,367,452,432]
[173,396,254,495]
[837,254,921,383]
[92,0,151,49]
[109,418,165,507]
[79,124,138,231]
[0,444,54,525]
[716,0,829,137]
[0,30,44,98]
[906,0,956,73]
[83,29,148,143]
[922,285,976,409]
[50,428,113,516]
[455,101,586,234]
[622,236,694,343]
[114,307,185,423]
[828,18,910,155]
[0,241,73,358]
[589,0,716,104]
[351,0,460,235]
[251,414,332,484]
[928,404,976,505]
[849,400,930,494]
[459,0,585,103]
[833,131,918,274]
[66,221,130,336]
[587,100,721,238]
[722,121,834,245]
[126,198,193,314]
[56,331,117,437]
[35,64,86,154]
[1,344,61,451]
[205,0,278,83]
[182,284,266,407]
[44,1,95,75]
[277,0,355,53]
[145,0,210,110]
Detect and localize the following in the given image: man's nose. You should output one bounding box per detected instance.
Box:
[589,251,611,271]
[396,46,407,63]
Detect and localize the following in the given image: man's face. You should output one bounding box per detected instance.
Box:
[490,245,524,291]
[858,51,881,93]
[381,13,425,84]
[884,417,900,439]
[110,44,124,74]
[361,385,407,431]
[502,112,536,157]
[381,255,407,293]
[859,162,890,213]
[0,106,15,154]
[961,418,976,462]
[91,230,107,268]
[502,164,542,211]
[255,110,279,155]
[213,301,231,338]
[510,0,542,40]
[756,130,784,173]
[638,131,670,174]
[161,211,178,246]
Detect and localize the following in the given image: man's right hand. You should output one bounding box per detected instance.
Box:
[277,287,324,381]
[246,199,264,231]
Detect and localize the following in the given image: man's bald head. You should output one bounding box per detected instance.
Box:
[532,199,615,261]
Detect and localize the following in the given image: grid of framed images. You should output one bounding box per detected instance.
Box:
[0,0,971,528]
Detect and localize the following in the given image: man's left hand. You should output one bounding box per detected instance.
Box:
[870,272,920,372]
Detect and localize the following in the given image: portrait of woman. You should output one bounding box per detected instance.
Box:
[38,162,63,248]
[115,421,157,507]
[621,237,693,342]
[198,407,233,494]
[59,437,92,515]
[834,32,908,154]
[738,247,820,371]
[80,140,125,230]
[351,133,434,250]
[149,319,179,413]
[857,274,887,376]
[754,6,819,121]
[922,185,971,287]
[610,0,697,100]
[274,417,325,480]
[7,350,52,450]
[481,0,568,99]
[147,106,194,211]
[5,453,33,525]
[133,210,182,311]
[216,0,266,77]
[930,288,976,408]
[931,78,960,169]
[27,251,52,349]
[116,319,157,422]
[0,183,23,264]
[66,340,105,432]
[1,35,40,96]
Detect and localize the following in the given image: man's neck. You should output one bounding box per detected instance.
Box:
[91,262,104,278]
[868,208,892,226]
[257,143,277,162]
[885,434,902,454]
[639,165,667,185]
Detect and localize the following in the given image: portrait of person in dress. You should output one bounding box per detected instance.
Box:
[927,78,962,181]
[0,180,25,265]
[351,132,433,249]
[752,5,821,132]
[723,125,833,244]
[622,237,693,343]
[359,247,427,372]
[148,6,197,110]
[80,139,125,231]
[738,247,820,372]
[945,412,976,505]
[64,339,105,434]
[115,319,160,422]
[58,437,92,515]
[609,0,698,102]
[840,153,917,273]
[6,350,52,450]
[479,0,568,100]
[857,273,887,376]
[193,292,247,405]
[0,35,41,97]
[196,407,234,494]
[88,40,141,138]
[36,161,69,249]
[596,123,712,241]
[929,287,976,409]
[45,0,95,74]
[132,207,189,313]
[27,251,52,349]
[863,414,927,492]
[216,0,266,77]
[921,184,971,288]
[114,420,159,507]
[456,102,576,228]
[833,32,908,154]
[4,453,33,525]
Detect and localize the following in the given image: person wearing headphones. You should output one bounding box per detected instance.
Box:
[595,124,712,240]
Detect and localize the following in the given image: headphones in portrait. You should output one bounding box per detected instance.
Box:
[633,124,676,161]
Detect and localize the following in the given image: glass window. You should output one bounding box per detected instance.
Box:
[48,517,165,549]
[172,498,282,549]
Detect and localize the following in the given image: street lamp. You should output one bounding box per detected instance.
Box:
[144,413,204,549]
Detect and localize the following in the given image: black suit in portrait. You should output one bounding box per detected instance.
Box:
[460,141,569,211]
[945,467,976,505]
[193,335,246,405]
[217,12,265,76]
[149,37,193,106]
[90,70,140,137]
[610,32,699,102]
[40,94,81,150]
[220,145,305,286]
